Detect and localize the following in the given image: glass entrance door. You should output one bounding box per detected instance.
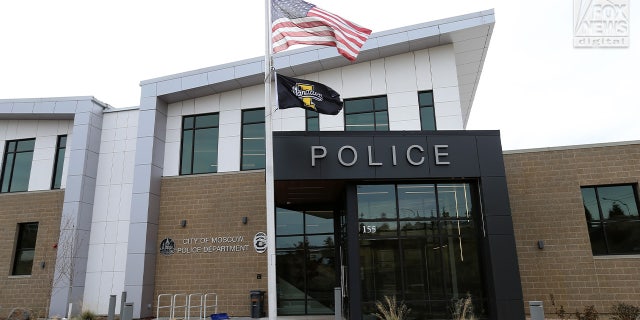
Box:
[356,183,486,319]
[276,208,337,315]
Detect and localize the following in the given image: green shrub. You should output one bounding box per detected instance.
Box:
[610,303,640,320]
[451,293,476,320]
[374,296,410,320]
[575,305,598,320]
[78,310,97,320]
[550,294,571,320]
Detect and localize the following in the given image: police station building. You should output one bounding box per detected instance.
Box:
[2,9,639,320]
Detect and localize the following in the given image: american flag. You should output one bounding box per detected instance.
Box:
[271,0,372,61]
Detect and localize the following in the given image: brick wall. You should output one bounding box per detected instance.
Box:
[0,190,64,318]
[504,142,640,317]
[155,171,268,317]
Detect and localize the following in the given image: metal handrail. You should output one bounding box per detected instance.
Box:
[204,293,219,317]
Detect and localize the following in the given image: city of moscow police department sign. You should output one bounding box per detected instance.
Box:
[159,233,268,255]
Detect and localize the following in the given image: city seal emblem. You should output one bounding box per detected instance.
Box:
[159,237,175,256]
[254,232,267,254]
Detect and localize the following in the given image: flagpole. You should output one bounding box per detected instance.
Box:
[264,0,277,319]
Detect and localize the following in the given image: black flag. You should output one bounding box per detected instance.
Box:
[276,74,343,115]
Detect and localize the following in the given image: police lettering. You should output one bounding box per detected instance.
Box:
[311,144,450,167]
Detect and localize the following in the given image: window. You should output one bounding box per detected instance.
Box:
[581,184,640,255]
[276,208,335,315]
[306,110,319,131]
[357,183,485,319]
[241,108,265,170]
[419,91,436,130]
[344,96,389,131]
[1,138,36,193]
[51,135,67,189]
[181,113,219,175]
[12,222,39,276]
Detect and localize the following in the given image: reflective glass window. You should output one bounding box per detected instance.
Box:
[581,184,640,255]
[1,138,35,193]
[277,208,304,235]
[419,91,436,130]
[276,207,335,315]
[357,182,485,319]
[241,109,265,170]
[357,185,397,220]
[13,222,39,275]
[344,96,389,131]
[398,184,437,219]
[305,211,333,234]
[51,135,67,189]
[181,113,219,175]
[306,110,319,131]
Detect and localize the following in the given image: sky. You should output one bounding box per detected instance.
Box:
[0,0,638,150]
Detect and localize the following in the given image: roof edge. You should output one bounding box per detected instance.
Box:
[504,140,640,154]
[0,96,112,109]
[139,9,496,87]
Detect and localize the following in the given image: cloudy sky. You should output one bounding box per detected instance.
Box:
[0,0,637,150]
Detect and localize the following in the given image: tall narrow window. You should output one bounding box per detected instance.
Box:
[419,91,436,130]
[306,110,319,131]
[51,135,67,189]
[1,138,36,193]
[344,96,389,131]
[241,108,265,170]
[581,184,640,255]
[276,208,335,315]
[180,113,219,175]
[13,222,39,276]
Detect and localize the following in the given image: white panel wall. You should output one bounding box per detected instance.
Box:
[415,49,433,91]
[84,108,138,314]
[429,44,463,130]
[385,52,421,130]
[0,119,73,191]
[318,69,345,131]
[161,44,463,176]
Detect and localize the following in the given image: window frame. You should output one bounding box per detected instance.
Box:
[12,222,39,276]
[275,208,336,315]
[418,91,436,130]
[581,183,640,256]
[51,135,67,189]
[343,96,389,131]
[241,108,266,171]
[1,138,36,193]
[179,113,220,175]
[305,109,319,131]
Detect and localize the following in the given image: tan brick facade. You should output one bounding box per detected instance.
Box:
[504,142,640,317]
[154,170,268,317]
[0,190,64,318]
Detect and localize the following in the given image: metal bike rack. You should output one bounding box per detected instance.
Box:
[156,294,174,320]
[187,293,204,320]
[204,293,219,317]
[172,293,188,320]
[157,292,218,319]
